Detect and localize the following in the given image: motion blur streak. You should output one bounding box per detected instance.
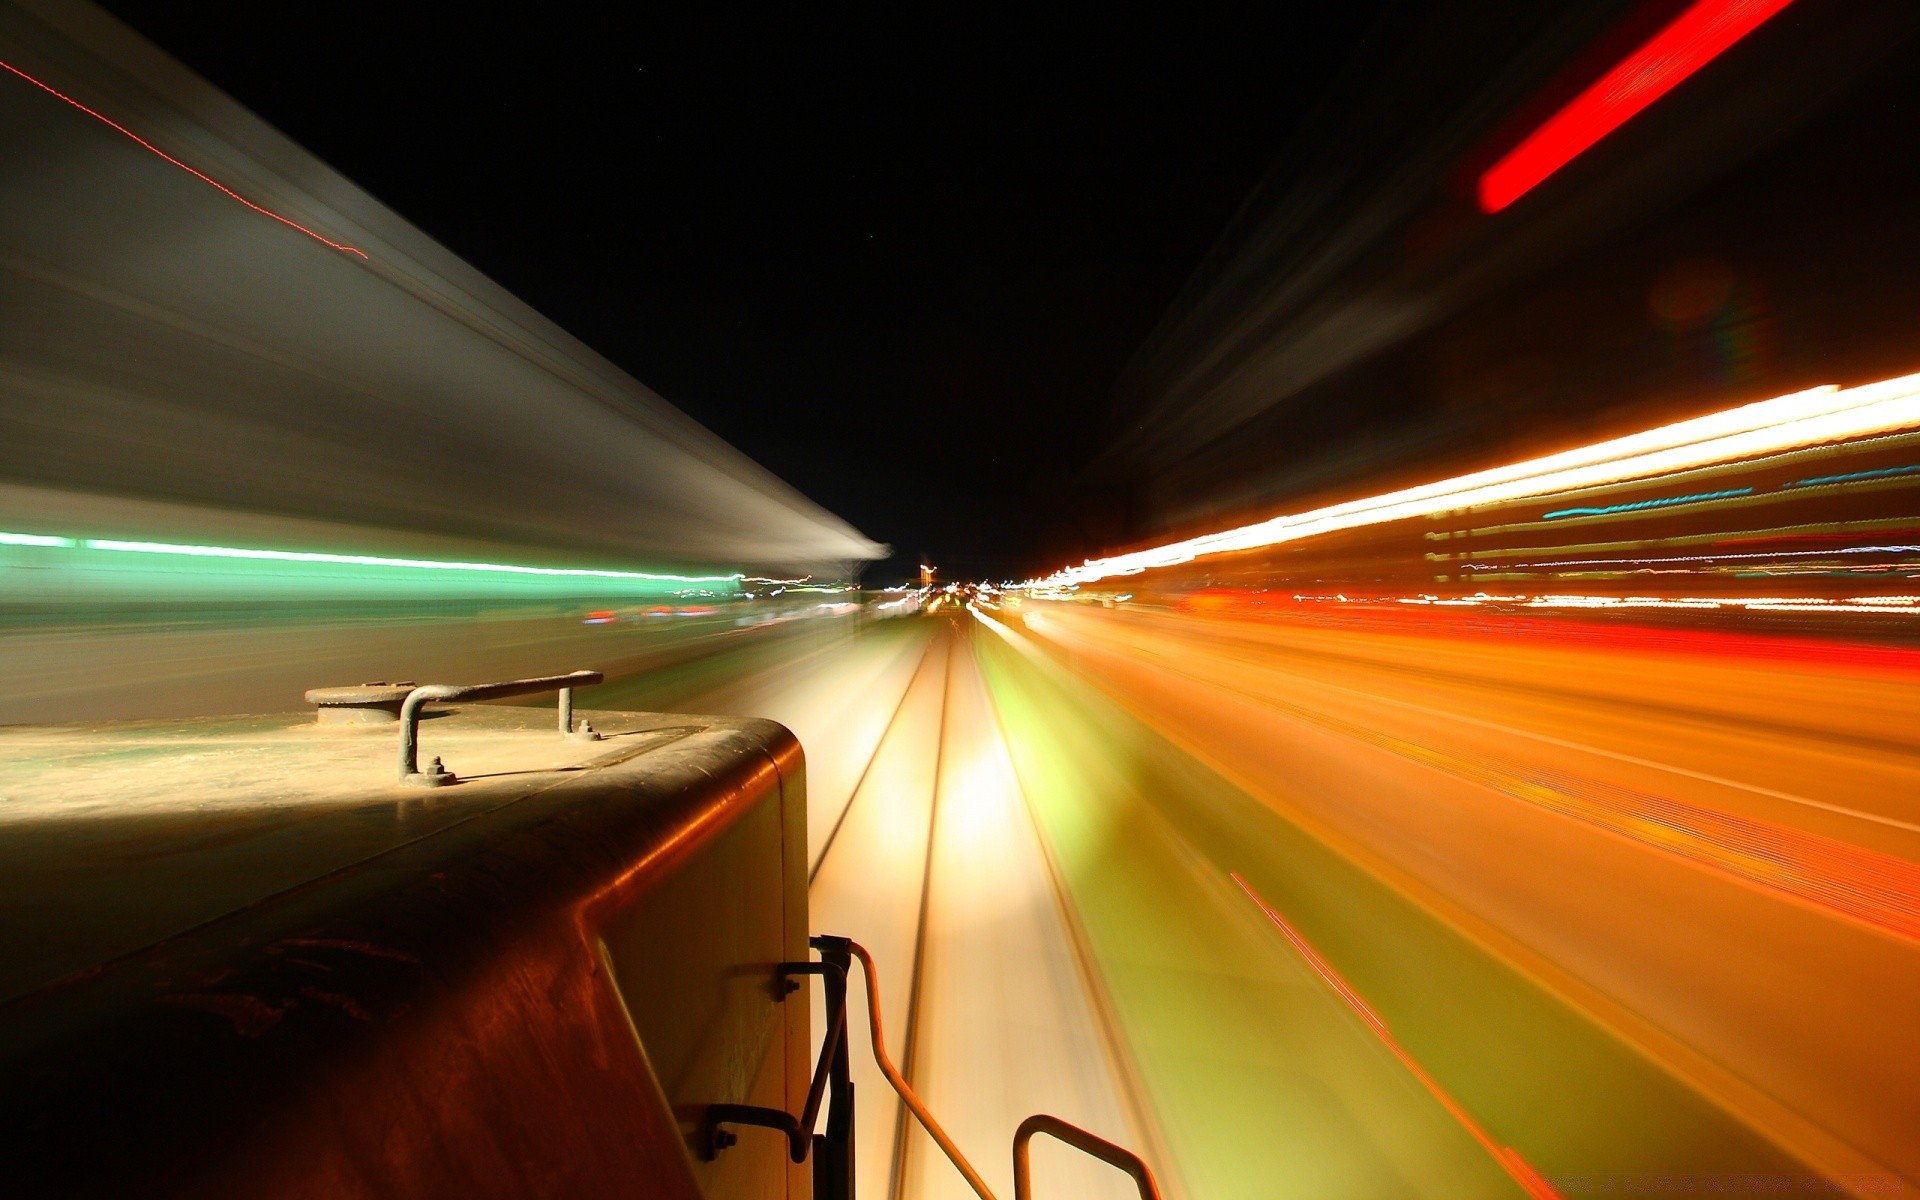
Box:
[1233,874,1563,1200]
[0,4,883,725]
[1001,599,1920,1194]
[1477,0,1797,213]
[0,9,885,580]
[11,531,745,583]
[1033,370,1920,588]
[0,54,369,256]
[899,632,1138,1200]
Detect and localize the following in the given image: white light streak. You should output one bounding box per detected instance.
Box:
[1030,372,1920,587]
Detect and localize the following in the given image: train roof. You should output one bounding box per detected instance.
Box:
[0,704,749,1003]
[0,697,814,1196]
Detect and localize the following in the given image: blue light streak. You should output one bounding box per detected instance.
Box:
[1543,488,1754,521]
[1782,464,1920,489]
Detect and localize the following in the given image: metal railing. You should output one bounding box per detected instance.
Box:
[707,933,1160,1200]
[397,670,604,785]
[1014,1115,1162,1200]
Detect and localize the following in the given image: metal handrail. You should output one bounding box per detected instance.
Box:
[397,670,603,784]
[699,934,1161,1200]
[842,938,997,1200]
[839,936,1162,1200]
[1014,1114,1162,1200]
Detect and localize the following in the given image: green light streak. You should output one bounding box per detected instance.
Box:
[79,538,741,583]
[0,529,744,603]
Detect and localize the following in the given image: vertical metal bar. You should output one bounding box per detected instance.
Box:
[398,690,427,779]
[559,686,573,734]
[813,935,856,1200]
[1014,1127,1033,1200]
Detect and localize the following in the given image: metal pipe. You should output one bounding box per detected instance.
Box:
[844,939,998,1200]
[397,671,603,784]
[1013,1115,1162,1200]
[839,937,1162,1200]
[398,683,462,780]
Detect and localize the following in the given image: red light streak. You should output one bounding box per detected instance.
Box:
[1477,0,1796,213]
[0,56,370,259]
[1232,872,1564,1200]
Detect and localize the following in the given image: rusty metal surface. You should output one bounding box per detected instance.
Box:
[303,684,418,706]
[304,683,416,725]
[393,670,605,783]
[0,707,811,1199]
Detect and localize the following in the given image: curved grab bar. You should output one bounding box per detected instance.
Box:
[837,936,1162,1200]
[398,670,603,783]
[1014,1114,1162,1200]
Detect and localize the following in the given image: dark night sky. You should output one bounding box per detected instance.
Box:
[97,4,1390,581]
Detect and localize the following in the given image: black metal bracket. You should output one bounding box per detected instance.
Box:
[702,940,856,1200]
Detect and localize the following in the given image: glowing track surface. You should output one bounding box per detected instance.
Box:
[633,615,1145,1199]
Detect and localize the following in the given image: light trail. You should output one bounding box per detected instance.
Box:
[1542,487,1754,520]
[81,538,741,583]
[1477,547,1920,569]
[1006,600,1920,1187]
[1185,627,1920,839]
[1477,0,1797,213]
[0,56,370,258]
[1043,605,1920,942]
[1786,465,1920,489]
[0,531,743,586]
[1027,370,1920,588]
[0,531,73,547]
[1232,873,1562,1200]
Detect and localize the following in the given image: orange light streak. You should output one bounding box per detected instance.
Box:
[0,56,370,259]
[1232,872,1563,1200]
[1110,614,1920,939]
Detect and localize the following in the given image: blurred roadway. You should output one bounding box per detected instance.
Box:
[993,601,1920,1197]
